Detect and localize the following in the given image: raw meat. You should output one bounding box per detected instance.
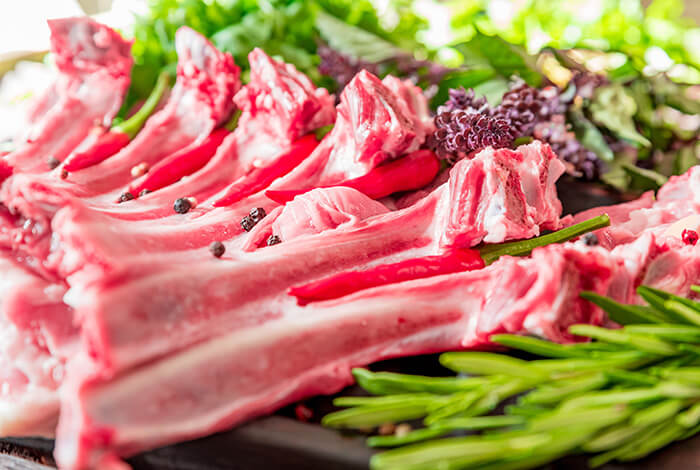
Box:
[2,66,431,285]
[1,18,699,470]
[0,252,72,437]
[2,18,133,173]
[54,167,700,469]
[1,26,241,275]
[50,139,568,468]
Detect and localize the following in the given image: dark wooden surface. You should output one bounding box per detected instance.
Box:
[3,179,699,469]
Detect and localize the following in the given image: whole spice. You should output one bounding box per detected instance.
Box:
[47,156,61,170]
[682,229,699,246]
[118,192,134,203]
[173,198,192,214]
[295,403,313,423]
[209,241,226,258]
[240,215,255,232]
[139,189,151,197]
[249,207,267,224]
[267,235,282,246]
[582,232,599,246]
[131,162,150,178]
[378,423,396,436]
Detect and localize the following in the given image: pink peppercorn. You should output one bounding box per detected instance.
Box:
[682,229,699,246]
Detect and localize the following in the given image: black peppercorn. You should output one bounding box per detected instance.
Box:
[209,241,226,258]
[583,232,599,246]
[174,198,192,214]
[139,189,151,197]
[249,207,267,223]
[47,157,61,170]
[119,192,135,203]
[267,235,282,246]
[241,215,255,232]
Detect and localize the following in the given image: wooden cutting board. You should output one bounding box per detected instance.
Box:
[3,179,699,470]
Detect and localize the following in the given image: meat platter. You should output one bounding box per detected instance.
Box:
[0,12,699,470]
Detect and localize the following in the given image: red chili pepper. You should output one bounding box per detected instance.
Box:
[213,134,320,207]
[0,160,12,183]
[289,248,484,306]
[63,72,170,173]
[130,128,230,195]
[266,149,441,204]
[62,129,131,172]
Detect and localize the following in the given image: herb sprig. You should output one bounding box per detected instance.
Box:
[323,285,700,469]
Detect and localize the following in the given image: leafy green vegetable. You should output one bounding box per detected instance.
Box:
[125,0,699,190]
[456,33,542,88]
[324,285,700,469]
[314,11,402,63]
[126,0,429,109]
[590,84,651,147]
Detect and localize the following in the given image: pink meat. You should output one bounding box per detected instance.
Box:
[3,68,432,285]
[51,244,613,468]
[0,252,73,437]
[3,18,133,173]
[53,141,565,376]
[42,140,567,468]
[574,167,700,248]
[0,27,241,273]
[54,171,700,469]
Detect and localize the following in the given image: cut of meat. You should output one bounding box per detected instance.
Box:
[54,190,700,469]
[0,252,73,437]
[1,65,434,286]
[2,17,699,470]
[2,18,133,173]
[51,243,613,468]
[58,141,566,378]
[53,161,700,469]
[45,140,567,467]
[0,27,241,275]
[574,167,700,248]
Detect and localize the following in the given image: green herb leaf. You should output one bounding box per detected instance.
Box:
[590,84,651,148]
[314,10,402,63]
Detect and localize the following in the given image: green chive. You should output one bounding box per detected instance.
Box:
[439,352,547,380]
[568,324,679,356]
[352,368,493,395]
[479,215,611,265]
[367,427,450,448]
[581,291,667,324]
[677,402,700,428]
[490,334,591,358]
[630,399,687,427]
[433,415,526,431]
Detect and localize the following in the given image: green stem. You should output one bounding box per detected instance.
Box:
[479,214,611,265]
[113,71,170,139]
